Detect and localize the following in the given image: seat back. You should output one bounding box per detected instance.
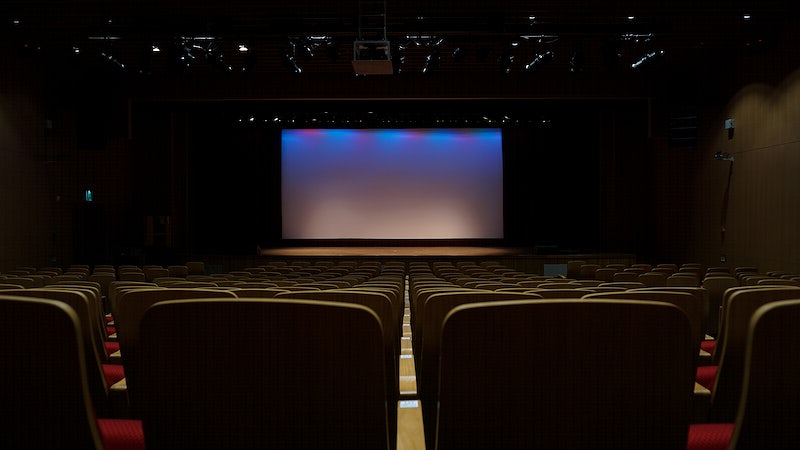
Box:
[629,286,709,335]
[434,299,696,450]
[3,288,111,411]
[594,267,618,281]
[47,284,107,345]
[107,281,158,314]
[338,284,404,329]
[701,275,739,337]
[115,287,237,414]
[412,286,473,353]
[612,270,641,282]
[137,298,391,450]
[0,295,104,449]
[638,271,668,286]
[709,286,800,422]
[273,288,397,356]
[418,290,544,441]
[728,299,800,449]
[272,287,400,428]
[667,273,700,287]
[583,289,704,349]
[524,287,595,298]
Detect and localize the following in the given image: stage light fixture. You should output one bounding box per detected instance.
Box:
[241,50,257,72]
[499,52,514,74]
[281,42,303,73]
[520,34,558,44]
[524,50,554,70]
[621,33,654,43]
[100,51,125,70]
[714,151,734,161]
[173,39,196,69]
[297,41,314,60]
[203,44,232,72]
[392,53,406,73]
[422,48,440,73]
[630,49,664,69]
[569,47,584,73]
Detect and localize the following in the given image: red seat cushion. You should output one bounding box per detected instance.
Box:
[102,363,126,386]
[97,418,145,450]
[105,340,120,355]
[695,365,718,390]
[687,423,734,450]
[700,340,716,354]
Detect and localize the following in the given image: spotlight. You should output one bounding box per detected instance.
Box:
[100,51,125,70]
[281,51,302,73]
[392,53,405,74]
[205,47,232,72]
[499,52,514,74]
[241,50,257,72]
[429,37,445,48]
[520,34,558,44]
[630,49,664,69]
[569,46,584,73]
[297,42,314,60]
[173,40,195,69]
[524,50,554,70]
[620,33,654,43]
[422,48,440,73]
[714,151,734,161]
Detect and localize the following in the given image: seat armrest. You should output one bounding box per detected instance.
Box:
[399,354,417,399]
[398,400,426,450]
[693,382,711,423]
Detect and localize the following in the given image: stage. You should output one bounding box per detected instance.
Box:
[257,246,531,257]
[243,246,637,275]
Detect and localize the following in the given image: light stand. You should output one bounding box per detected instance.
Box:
[714,151,734,263]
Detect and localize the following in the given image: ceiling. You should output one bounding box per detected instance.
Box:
[3,1,792,77]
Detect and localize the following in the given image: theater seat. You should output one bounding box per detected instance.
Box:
[0,295,143,449]
[434,299,696,450]
[706,285,800,422]
[688,298,800,449]
[3,287,123,416]
[136,298,423,450]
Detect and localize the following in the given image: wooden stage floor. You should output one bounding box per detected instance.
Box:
[257,246,532,257]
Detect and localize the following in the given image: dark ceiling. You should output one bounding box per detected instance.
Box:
[3,1,793,77]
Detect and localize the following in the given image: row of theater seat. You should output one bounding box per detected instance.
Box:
[2,259,800,449]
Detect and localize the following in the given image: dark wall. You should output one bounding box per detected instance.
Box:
[128,98,651,257]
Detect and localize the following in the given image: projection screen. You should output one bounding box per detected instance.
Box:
[281,128,503,240]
